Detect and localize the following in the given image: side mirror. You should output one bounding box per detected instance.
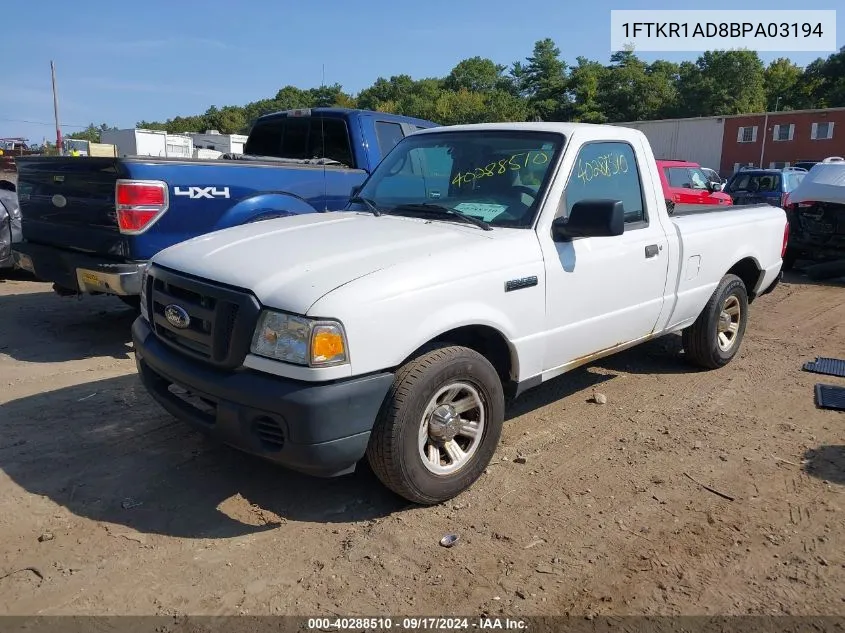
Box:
[708,181,721,192]
[552,200,625,241]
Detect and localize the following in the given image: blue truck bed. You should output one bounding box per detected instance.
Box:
[12,108,438,305]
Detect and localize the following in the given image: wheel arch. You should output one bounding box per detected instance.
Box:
[725,256,763,302]
[399,324,519,395]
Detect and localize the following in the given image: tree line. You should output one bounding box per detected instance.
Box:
[69,40,845,142]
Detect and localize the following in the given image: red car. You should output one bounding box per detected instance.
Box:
[656,159,733,208]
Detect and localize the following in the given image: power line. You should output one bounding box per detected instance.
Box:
[0,117,91,129]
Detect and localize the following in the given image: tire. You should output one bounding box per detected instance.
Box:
[118,295,141,311]
[682,274,748,370]
[366,345,505,505]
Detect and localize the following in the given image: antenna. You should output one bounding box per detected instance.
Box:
[51,60,63,155]
[321,63,327,211]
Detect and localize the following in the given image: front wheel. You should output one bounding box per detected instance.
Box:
[366,345,505,505]
[682,273,749,369]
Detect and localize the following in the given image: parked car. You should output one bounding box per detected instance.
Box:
[0,188,21,270]
[782,157,845,269]
[700,167,726,191]
[131,122,787,504]
[724,166,807,208]
[656,159,733,209]
[12,108,439,308]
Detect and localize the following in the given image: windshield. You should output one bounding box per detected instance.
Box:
[785,172,806,191]
[243,115,354,166]
[352,130,565,228]
[727,172,782,193]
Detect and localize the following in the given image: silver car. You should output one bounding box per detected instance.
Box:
[0,188,22,270]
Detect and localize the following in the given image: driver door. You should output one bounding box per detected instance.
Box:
[538,140,671,373]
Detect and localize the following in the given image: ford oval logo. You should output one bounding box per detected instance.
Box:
[164,304,191,329]
[51,194,67,208]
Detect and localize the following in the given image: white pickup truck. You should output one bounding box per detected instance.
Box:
[132,122,788,505]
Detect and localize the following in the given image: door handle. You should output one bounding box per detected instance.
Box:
[645,244,659,258]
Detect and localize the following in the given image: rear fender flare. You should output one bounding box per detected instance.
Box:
[214,192,319,230]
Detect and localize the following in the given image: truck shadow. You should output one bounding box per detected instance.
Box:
[0,353,681,538]
[803,445,845,486]
[0,288,135,363]
[507,335,696,418]
[782,269,845,288]
[0,268,38,282]
[0,374,405,539]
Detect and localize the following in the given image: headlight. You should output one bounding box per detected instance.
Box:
[250,310,348,367]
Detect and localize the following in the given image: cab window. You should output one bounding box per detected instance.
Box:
[563,141,646,225]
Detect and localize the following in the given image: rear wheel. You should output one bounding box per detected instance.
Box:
[682,274,748,369]
[366,345,505,505]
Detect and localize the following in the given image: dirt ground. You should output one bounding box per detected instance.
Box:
[1,270,844,617]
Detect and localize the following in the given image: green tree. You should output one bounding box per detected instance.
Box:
[512,38,567,121]
[308,83,353,108]
[811,46,845,108]
[444,56,512,93]
[597,51,678,122]
[566,57,607,123]
[67,123,117,142]
[764,58,804,111]
[677,50,766,116]
[356,75,417,111]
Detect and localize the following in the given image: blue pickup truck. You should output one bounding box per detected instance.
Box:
[12,108,438,307]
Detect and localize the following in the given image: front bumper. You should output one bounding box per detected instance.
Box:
[12,241,146,295]
[132,317,394,477]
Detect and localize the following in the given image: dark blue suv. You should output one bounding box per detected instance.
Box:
[724,166,807,207]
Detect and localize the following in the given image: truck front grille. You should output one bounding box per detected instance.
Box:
[145,266,260,369]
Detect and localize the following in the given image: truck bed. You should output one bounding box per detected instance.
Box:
[672,203,774,217]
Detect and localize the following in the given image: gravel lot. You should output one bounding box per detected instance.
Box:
[1,270,844,616]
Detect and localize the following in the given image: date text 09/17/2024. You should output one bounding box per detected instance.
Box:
[306,616,528,630]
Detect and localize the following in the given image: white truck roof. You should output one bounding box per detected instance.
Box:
[413,121,647,141]
[789,159,845,205]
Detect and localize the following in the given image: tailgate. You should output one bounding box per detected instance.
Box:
[16,157,125,257]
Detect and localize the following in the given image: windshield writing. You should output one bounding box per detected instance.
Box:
[355,131,564,228]
[576,151,629,184]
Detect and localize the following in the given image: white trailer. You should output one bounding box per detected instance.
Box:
[100,129,194,158]
[188,130,248,155]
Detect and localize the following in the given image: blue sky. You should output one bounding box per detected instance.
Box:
[2,0,841,143]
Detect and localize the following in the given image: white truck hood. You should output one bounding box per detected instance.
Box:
[151,211,493,314]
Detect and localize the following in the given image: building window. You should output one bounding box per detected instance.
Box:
[737,126,758,143]
[772,124,794,142]
[733,162,755,172]
[769,161,790,168]
[811,121,835,140]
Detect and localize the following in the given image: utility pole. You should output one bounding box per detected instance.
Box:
[51,60,63,155]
